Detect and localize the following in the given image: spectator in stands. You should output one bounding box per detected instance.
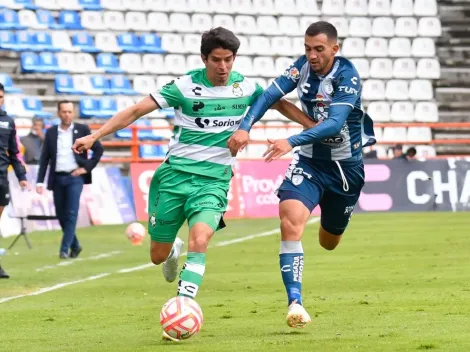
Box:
[20,118,45,165]
[405,147,417,160]
[392,144,404,159]
[36,100,103,259]
[0,83,29,278]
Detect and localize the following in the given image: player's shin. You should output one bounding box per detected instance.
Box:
[177,252,206,299]
[279,241,304,306]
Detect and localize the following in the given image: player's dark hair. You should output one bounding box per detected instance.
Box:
[200,27,240,58]
[406,147,417,157]
[305,21,338,41]
[57,99,73,111]
[0,83,4,92]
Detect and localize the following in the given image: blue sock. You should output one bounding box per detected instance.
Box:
[279,241,304,306]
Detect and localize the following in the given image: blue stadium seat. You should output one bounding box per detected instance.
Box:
[22,97,53,118]
[16,31,34,51]
[109,75,138,95]
[79,0,103,10]
[55,74,83,94]
[38,52,66,72]
[71,32,99,52]
[116,119,152,140]
[79,97,100,118]
[0,9,26,30]
[0,31,23,51]
[58,11,83,30]
[139,145,168,158]
[36,10,65,29]
[96,53,123,73]
[90,75,112,95]
[14,0,38,10]
[140,34,165,53]
[97,97,118,118]
[0,74,23,93]
[117,33,142,53]
[33,32,59,52]
[20,52,41,73]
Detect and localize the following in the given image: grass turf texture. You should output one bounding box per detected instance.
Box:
[1,212,469,351]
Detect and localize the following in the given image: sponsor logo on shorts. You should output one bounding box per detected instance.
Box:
[149,212,156,227]
[158,219,177,226]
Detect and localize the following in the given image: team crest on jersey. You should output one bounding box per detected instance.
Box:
[232,82,243,97]
[292,175,304,186]
[323,78,334,95]
[283,66,300,81]
[313,102,329,122]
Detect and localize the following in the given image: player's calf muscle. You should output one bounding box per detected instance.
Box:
[318,226,342,250]
[188,223,214,253]
[150,241,174,265]
[279,200,310,241]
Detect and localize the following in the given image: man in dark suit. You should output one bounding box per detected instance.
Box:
[36,100,103,259]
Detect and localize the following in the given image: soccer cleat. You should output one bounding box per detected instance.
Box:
[162,330,180,342]
[286,300,311,328]
[162,238,184,283]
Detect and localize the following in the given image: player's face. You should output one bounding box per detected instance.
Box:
[202,48,235,86]
[304,34,339,75]
[58,102,74,127]
[0,90,4,108]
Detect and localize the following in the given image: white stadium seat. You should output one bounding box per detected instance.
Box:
[362,80,386,100]
[391,0,413,15]
[416,58,441,79]
[388,38,411,57]
[187,55,203,70]
[232,0,256,14]
[147,12,169,32]
[252,77,267,89]
[278,16,301,36]
[126,12,148,31]
[275,57,293,74]
[392,58,416,79]
[350,58,369,78]
[103,11,127,31]
[369,58,393,79]
[211,0,231,14]
[52,31,76,52]
[348,17,372,37]
[58,0,81,10]
[122,0,146,11]
[168,0,191,12]
[414,0,437,16]
[95,32,121,52]
[134,76,157,95]
[271,37,292,56]
[169,13,191,33]
[418,17,442,37]
[257,16,279,36]
[249,36,271,56]
[409,79,433,100]
[164,54,187,75]
[151,119,173,139]
[407,127,432,142]
[188,0,212,13]
[322,0,345,15]
[415,145,436,158]
[345,0,368,15]
[233,56,254,76]
[102,0,127,10]
[395,17,418,37]
[275,0,298,15]
[296,0,319,15]
[368,0,391,16]
[299,16,320,31]
[367,101,390,121]
[142,54,165,74]
[117,97,135,112]
[161,34,185,53]
[57,52,76,72]
[14,118,33,136]
[81,11,106,31]
[73,75,95,94]
[192,14,213,33]
[235,16,258,35]
[327,17,349,37]
[120,53,144,74]
[35,0,61,10]
[213,15,235,32]
[414,102,439,122]
[365,38,388,57]
[386,80,409,100]
[4,97,34,118]
[144,0,166,11]
[291,37,305,56]
[341,37,365,57]
[236,35,253,55]
[390,101,414,122]
[183,34,201,54]
[253,57,276,77]
[372,17,395,37]
[412,38,436,57]
[253,0,277,15]
[75,53,100,73]
[382,127,407,142]
[18,10,47,29]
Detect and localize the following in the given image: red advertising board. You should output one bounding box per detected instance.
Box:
[130,162,161,221]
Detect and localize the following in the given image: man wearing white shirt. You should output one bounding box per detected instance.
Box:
[36,101,103,259]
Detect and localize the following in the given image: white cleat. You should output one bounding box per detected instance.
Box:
[286,300,312,328]
[162,331,180,342]
[162,238,184,283]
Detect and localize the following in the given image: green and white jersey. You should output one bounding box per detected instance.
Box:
[150,68,264,181]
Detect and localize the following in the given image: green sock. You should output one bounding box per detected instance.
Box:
[177,252,206,299]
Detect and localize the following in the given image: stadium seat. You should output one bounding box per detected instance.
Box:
[164,54,187,75]
[414,102,438,122]
[322,0,345,15]
[125,11,148,31]
[368,0,390,16]
[55,74,83,94]
[116,96,135,113]
[213,14,235,32]
[18,10,46,29]
[362,79,385,100]
[97,97,118,118]
[253,0,277,16]
[90,75,112,95]
[296,0,319,15]
[388,38,411,57]
[58,11,83,29]
[123,0,146,11]
[72,74,96,94]
[391,0,413,16]
[386,80,409,100]
[142,53,165,74]
[350,58,369,78]
[235,15,258,35]
[3,0,36,10]
[101,0,127,10]
[341,37,365,57]
[140,33,164,53]
[271,37,292,56]
[252,77,267,89]
[0,31,23,51]
[211,0,230,14]
[395,17,417,37]
[117,33,142,53]
[151,118,173,139]
[327,17,349,37]
[71,32,99,52]
[183,34,200,54]
[411,38,435,57]
[186,54,202,71]
[81,11,107,30]
[23,97,53,118]
[257,16,279,36]
[392,58,416,79]
[231,0,255,14]
[367,101,390,121]
[415,145,436,158]
[275,57,294,75]
[407,126,432,142]
[275,0,298,15]
[409,79,433,100]
[372,17,394,37]
[0,8,25,30]
[345,0,368,15]
[414,0,437,16]
[192,13,213,33]
[188,0,212,13]
[278,16,300,36]
[390,101,414,121]
[147,12,169,32]
[167,0,190,12]
[79,97,99,118]
[79,0,103,10]
[13,118,33,137]
[52,31,76,52]
[3,96,34,118]
[139,145,167,158]
[233,56,254,76]
[95,32,121,52]
[418,17,442,37]
[382,126,407,142]
[416,59,441,79]
[33,32,59,52]
[103,11,126,31]
[74,53,100,73]
[161,34,185,53]
[96,53,124,73]
[0,73,23,93]
[133,76,157,95]
[369,58,393,79]
[41,52,66,72]
[36,9,64,29]
[56,52,76,72]
[120,53,144,73]
[236,35,253,55]
[249,36,271,56]
[299,16,320,32]
[58,0,82,10]
[253,57,276,77]
[365,38,388,57]
[109,75,138,95]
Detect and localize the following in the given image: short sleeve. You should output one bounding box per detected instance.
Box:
[150,79,185,108]
[249,83,264,104]
[331,65,361,108]
[272,56,306,96]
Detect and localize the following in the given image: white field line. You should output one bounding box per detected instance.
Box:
[0,217,320,304]
[36,251,122,272]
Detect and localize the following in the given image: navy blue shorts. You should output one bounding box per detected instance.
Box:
[277,153,365,235]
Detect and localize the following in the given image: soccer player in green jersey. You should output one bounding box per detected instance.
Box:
[73,27,314,317]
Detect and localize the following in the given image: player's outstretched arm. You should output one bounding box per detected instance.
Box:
[272,99,316,129]
[72,96,159,153]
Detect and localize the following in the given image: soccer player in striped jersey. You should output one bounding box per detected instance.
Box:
[73,27,314,334]
[228,21,376,328]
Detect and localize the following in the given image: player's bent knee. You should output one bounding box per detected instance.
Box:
[189,222,214,252]
[318,226,343,251]
[280,216,304,241]
[150,241,174,265]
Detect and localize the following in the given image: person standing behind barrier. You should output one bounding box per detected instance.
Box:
[20,117,45,165]
[36,100,103,259]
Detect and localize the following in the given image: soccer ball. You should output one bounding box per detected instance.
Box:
[125,222,146,245]
[160,296,203,341]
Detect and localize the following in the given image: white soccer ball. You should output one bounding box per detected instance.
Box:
[125,222,146,245]
[160,296,203,341]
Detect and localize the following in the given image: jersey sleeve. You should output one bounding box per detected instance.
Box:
[272,56,306,96]
[249,83,264,105]
[331,65,361,108]
[150,79,185,109]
